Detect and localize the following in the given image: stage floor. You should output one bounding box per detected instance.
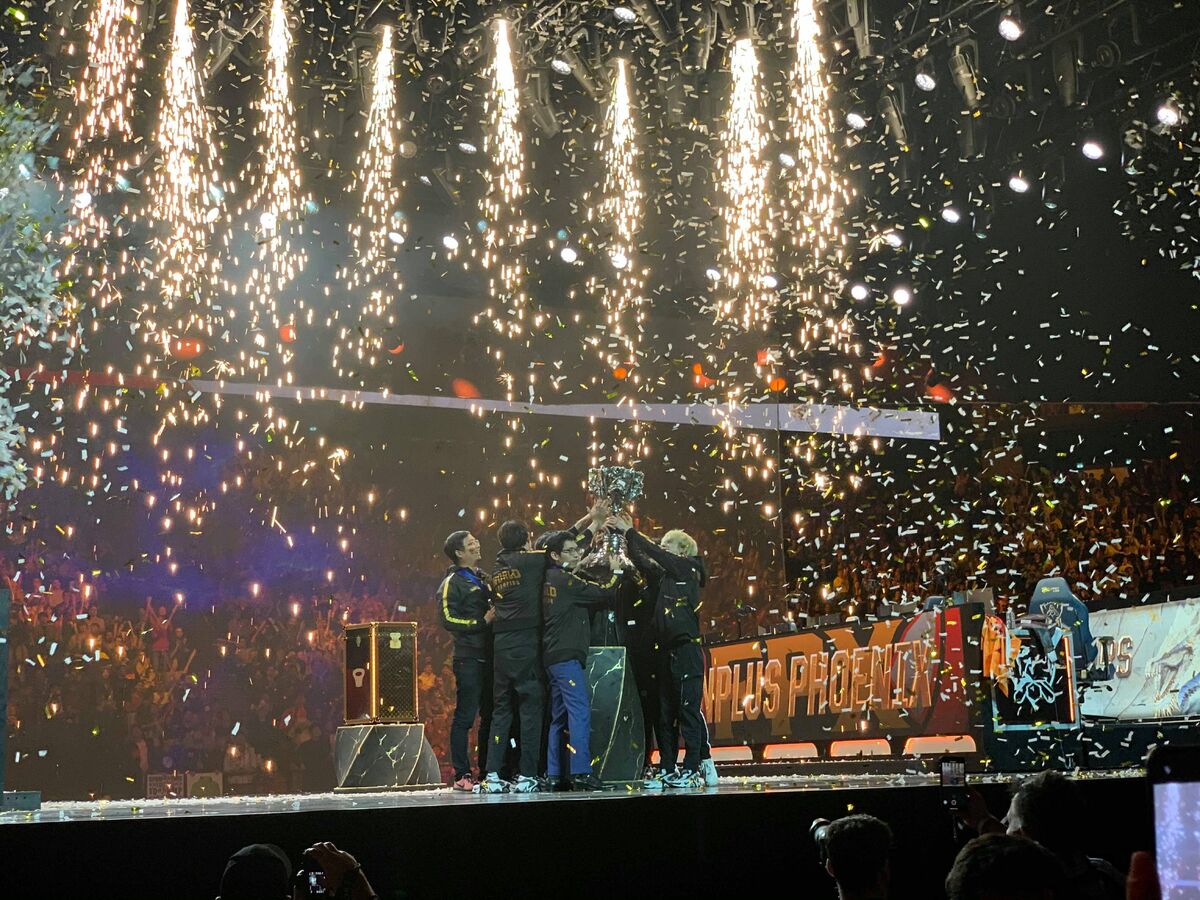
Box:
[0,768,1140,826]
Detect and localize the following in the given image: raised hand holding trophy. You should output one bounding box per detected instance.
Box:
[582,465,644,573]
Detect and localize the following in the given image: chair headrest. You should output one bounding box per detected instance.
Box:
[1033,577,1077,603]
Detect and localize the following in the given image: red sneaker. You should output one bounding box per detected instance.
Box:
[451,775,475,792]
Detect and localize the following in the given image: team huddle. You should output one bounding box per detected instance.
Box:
[437,499,718,792]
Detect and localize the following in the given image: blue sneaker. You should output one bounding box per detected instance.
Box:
[700,758,719,786]
[662,769,703,789]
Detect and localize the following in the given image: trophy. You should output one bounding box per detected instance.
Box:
[582,465,645,573]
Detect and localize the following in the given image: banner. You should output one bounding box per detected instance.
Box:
[702,605,980,748]
[1081,596,1200,721]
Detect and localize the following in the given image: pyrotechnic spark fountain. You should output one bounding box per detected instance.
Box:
[480,18,531,353]
[718,38,773,333]
[785,0,856,395]
[225,0,309,378]
[593,59,644,367]
[338,24,401,374]
[63,0,142,320]
[588,58,648,462]
[144,0,223,353]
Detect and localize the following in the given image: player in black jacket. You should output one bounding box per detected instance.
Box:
[611,513,716,789]
[438,531,495,791]
[540,531,619,791]
[480,500,608,793]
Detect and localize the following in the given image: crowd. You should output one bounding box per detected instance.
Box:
[3,548,462,799]
[795,456,1200,625]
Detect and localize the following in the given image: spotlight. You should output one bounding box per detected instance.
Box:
[892,286,912,306]
[949,40,981,110]
[610,250,629,269]
[73,190,93,209]
[941,206,961,224]
[1007,173,1030,193]
[914,59,936,92]
[878,90,908,146]
[762,274,779,289]
[560,246,578,263]
[705,267,721,281]
[457,141,478,154]
[998,3,1023,41]
[398,140,418,158]
[681,0,717,74]
[559,46,600,100]
[1155,101,1182,128]
[524,70,560,137]
[387,231,405,245]
[778,151,796,167]
[883,230,904,248]
[1080,139,1104,160]
[846,110,868,130]
[614,6,637,24]
[551,58,572,75]
[849,283,870,301]
[629,0,677,46]
[442,234,459,250]
[259,211,277,231]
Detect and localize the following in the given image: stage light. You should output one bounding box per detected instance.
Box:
[914,60,936,92]
[74,190,93,209]
[846,110,867,130]
[610,250,629,269]
[941,205,961,224]
[614,6,637,24]
[442,234,459,250]
[762,273,779,289]
[998,5,1023,41]
[705,267,721,281]
[1081,139,1103,160]
[1155,102,1181,128]
[457,140,477,154]
[1008,173,1030,193]
[387,231,404,245]
[849,282,869,301]
[892,286,912,306]
[551,57,571,75]
[560,246,578,263]
[883,230,903,248]
[559,46,600,100]
[949,40,980,110]
[878,92,907,145]
[778,151,796,167]
[398,140,417,158]
[259,210,277,231]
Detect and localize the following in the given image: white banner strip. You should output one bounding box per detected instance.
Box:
[190,380,941,441]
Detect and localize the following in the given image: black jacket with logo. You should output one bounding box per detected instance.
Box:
[542,565,619,668]
[490,525,595,638]
[437,566,492,659]
[625,528,707,650]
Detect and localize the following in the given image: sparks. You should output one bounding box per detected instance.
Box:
[144,0,223,354]
[225,0,309,378]
[481,18,531,350]
[785,0,856,394]
[718,39,773,332]
[63,0,143,318]
[594,59,644,365]
[339,24,401,373]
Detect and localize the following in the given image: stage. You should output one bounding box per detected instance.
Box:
[0,770,1151,898]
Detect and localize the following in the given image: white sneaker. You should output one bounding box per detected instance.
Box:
[700,758,719,787]
[474,772,508,794]
[511,775,542,793]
